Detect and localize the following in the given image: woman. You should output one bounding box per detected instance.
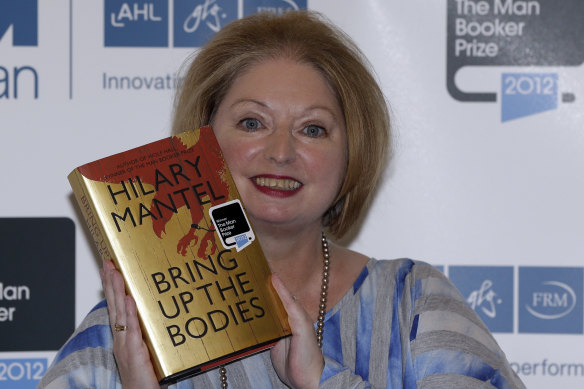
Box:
[40,11,525,389]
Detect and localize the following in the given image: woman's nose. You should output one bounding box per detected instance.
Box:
[263,128,296,165]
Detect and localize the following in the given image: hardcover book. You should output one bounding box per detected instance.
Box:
[68,126,291,384]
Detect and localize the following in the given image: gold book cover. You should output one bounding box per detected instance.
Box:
[68,126,291,384]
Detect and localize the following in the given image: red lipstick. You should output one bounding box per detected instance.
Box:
[250,175,303,198]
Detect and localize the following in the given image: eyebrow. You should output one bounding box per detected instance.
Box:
[230,98,340,119]
[230,98,268,109]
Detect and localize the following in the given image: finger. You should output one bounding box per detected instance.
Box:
[110,267,128,335]
[102,260,117,327]
[271,274,314,337]
[125,296,157,382]
[271,273,296,307]
[124,295,143,349]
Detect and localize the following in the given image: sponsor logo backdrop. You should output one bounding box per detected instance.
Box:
[0,1,582,387]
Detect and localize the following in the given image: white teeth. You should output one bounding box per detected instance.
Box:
[253,177,301,190]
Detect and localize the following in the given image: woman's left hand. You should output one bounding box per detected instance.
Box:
[270,274,324,389]
[100,260,160,389]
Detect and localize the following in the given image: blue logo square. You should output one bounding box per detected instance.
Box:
[449,266,514,333]
[0,0,38,46]
[174,0,237,47]
[0,358,48,389]
[519,267,583,334]
[243,0,307,17]
[501,73,558,122]
[105,0,169,47]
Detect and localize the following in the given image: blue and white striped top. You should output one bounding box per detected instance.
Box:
[39,258,525,388]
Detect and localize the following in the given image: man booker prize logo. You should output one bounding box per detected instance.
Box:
[446,0,584,121]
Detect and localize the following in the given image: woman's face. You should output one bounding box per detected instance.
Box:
[211,58,348,232]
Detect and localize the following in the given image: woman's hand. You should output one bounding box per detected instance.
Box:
[100,260,160,389]
[270,274,324,389]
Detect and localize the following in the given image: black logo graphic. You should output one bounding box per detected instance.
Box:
[0,218,75,351]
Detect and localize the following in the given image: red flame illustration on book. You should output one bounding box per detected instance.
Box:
[79,127,229,258]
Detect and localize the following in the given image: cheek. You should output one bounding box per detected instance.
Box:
[306,148,347,192]
[327,151,348,200]
[217,138,258,174]
[327,145,348,180]
[219,143,242,168]
[331,157,348,193]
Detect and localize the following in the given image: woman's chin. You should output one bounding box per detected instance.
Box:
[247,210,304,231]
[249,213,296,228]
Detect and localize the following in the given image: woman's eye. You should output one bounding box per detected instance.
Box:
[303,125,326,138]
[241,118,262,131]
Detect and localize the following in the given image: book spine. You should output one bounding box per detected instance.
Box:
[68,170,116,263]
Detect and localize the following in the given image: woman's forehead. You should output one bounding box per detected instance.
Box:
[222,59,342,112]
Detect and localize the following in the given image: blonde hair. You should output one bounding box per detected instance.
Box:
[172,11,390,238]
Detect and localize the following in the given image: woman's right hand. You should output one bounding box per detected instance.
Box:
[100,260,160,389]
[269,274,324,389]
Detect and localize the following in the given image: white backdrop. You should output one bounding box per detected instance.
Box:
[1,1,583,388]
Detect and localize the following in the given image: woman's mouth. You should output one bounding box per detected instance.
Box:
[251,175,303,197]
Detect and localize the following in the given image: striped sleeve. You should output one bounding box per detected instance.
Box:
[318,259,525,389]
[407,261,525,388]
[38,300,123,389]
